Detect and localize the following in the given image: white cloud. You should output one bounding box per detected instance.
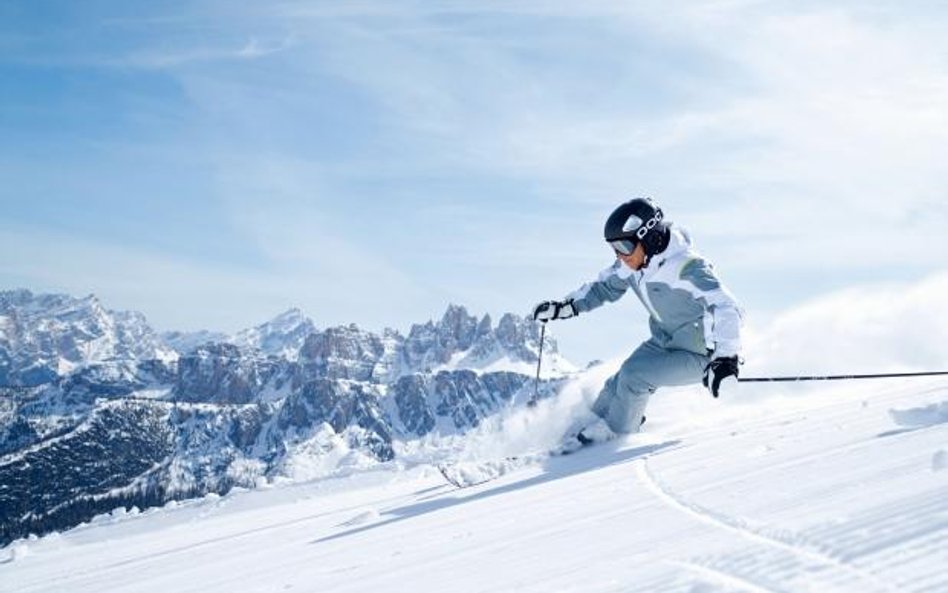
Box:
[269,3,948,221]
[111,40,293,69]
[745,271,948,377]
[0,220,429,335]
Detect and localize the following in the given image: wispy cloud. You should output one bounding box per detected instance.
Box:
[746,271,948,376]
[3,0,947,363]
[112,36,295,69]
[0,218,428,334]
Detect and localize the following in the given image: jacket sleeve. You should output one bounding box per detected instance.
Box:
[679,258,743,358]
[566,261,631,314]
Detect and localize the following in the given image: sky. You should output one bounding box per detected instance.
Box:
[2,0,948,365]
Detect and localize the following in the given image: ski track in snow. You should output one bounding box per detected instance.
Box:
[671,559,785,593]
[7,480,445,590]
[637,458,895,593]
[634,383,948,593]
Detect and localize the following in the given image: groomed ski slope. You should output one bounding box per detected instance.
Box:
[3,375,948,593]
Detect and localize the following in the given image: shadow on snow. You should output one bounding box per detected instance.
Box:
[312,439,682,545]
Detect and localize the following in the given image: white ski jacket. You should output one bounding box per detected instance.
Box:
[567,226,743,359]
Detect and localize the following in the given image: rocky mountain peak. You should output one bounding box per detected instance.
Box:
[437,304,479,349]
[298,324,390,382]
[0,289,174,387]
[440,303,475,324]
[231,308,317,360]
[268,307,308,331]
[0,288,33,305]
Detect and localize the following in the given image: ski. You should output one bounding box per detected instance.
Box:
[437,455,536,489]
[436,438,599,488]
[437,415,649,488]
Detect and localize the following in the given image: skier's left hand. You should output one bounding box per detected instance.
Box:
[703,356,739,398]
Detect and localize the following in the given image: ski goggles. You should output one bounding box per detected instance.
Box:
[609,239,637,256]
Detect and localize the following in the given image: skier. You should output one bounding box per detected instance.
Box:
[532,197,743,448]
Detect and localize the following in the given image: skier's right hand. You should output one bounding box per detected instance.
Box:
[703,356,739,397]
[531,299,577,323]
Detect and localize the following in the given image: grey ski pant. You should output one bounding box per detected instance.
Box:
[592,338,710,434]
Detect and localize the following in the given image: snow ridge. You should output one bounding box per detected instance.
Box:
[637,458,895,593]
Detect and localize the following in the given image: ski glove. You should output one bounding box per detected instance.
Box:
[703,356,739,398]
[532,299,577,323]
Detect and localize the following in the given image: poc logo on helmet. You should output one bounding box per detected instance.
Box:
[635,210,663,239]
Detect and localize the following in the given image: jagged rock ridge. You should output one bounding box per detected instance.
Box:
[0,289,574,545]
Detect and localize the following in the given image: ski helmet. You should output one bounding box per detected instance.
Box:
[603,197,668,257]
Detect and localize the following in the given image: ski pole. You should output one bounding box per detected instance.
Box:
[739,370,948,383]
[529,322,546,407]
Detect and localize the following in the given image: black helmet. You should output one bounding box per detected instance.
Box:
[603,197,669,257]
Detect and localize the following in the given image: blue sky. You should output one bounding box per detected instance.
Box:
[3,1,948,364]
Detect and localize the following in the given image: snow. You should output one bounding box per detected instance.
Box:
[431,347,579,377]
[229,308,316,361]
[277,424,381,482]
[932,450,948,472]
[3,374,948,593]
[129,388,173,401]
[160,329,228,355]
[890,400,948,429]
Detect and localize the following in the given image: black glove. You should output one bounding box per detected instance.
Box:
[703,356,739,398]
[531,299,577,323]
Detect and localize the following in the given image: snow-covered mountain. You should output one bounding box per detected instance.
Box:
[160,308,315,359]
[0,289,176,386]
[162,304,574,376]
[160,329,228,355]
[0,289,575,546]
[405,304,576,376]
[230,307,316,360]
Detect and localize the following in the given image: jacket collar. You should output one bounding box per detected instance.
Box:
[645,225,691,272]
